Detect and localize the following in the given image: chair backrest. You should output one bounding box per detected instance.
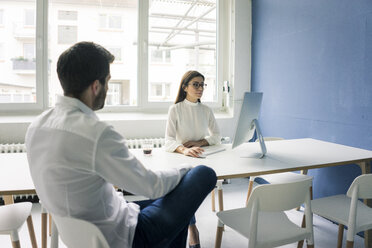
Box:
[52,215,110,248]
[347,174,372,199]
[246,177,313,247]
[247,177,313,212]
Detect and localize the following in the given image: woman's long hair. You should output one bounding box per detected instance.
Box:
[174,70,205,104]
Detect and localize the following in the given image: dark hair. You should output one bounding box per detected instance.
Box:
[174,70,205,104]
[57,41,115,98]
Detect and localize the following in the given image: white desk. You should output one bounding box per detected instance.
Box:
[131,138,372,179]
[1,138,372,247]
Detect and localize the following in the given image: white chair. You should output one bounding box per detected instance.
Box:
[0,202,37,248]
[249,137,312,207]
[52,215,110,248]
[311,174,372,248]
[215,177,314,248]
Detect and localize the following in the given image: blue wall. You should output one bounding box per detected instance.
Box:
[251,0,372,199]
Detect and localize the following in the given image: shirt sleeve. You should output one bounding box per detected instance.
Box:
[164,105,183,152]
[94,126,191,199]
[204,107,221,146]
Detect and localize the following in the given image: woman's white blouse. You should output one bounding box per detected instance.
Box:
[164,99,221,152]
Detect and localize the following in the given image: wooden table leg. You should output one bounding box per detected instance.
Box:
[357,161,371,248]
[211,188,216,212]
[245,177,255,206]
[217,180,224,212]
[3,195,14,204]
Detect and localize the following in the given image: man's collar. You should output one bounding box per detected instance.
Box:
[56,95,99,120]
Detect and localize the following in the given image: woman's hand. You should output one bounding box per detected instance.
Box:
[183,139,209,148]
[182,147,204,158]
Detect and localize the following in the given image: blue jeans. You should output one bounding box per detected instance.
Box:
[132,165,217,248]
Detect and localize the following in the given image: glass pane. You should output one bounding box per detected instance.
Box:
[148,0,217,102]
[0,1,36,104]
[49,0,138,107]
[24,9,35,26]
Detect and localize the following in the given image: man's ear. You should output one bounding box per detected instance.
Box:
[91,80,101,96]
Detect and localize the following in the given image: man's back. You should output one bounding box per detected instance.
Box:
[26,96,139,247]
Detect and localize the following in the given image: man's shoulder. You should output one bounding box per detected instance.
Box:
[30,107,110,141]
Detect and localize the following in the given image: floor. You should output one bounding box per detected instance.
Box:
[0,178,365,248]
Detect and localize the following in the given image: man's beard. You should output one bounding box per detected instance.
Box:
[92,87,107,110]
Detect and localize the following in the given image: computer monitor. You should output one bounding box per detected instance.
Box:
[232,92,266,158]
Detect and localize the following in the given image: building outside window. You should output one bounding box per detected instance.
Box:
[99,14,122,29]
[0,0,232,112]
[24,9,35,26]
[0,9,4,25]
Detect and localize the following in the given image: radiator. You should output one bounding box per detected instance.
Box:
[0,138,165,204]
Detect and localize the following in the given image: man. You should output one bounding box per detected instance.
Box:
[25,41,216,248]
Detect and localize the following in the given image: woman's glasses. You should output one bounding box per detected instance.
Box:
[191,82,207,89]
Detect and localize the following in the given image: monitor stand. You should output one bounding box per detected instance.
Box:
[239,119,267,159]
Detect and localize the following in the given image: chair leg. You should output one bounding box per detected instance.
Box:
[49,214,52,236]
[50,219,59,248]
[211,188,216,212]
[337,224,344,248]
[11,240,21,248]
[26,216,38,248]
[41,212,47,248]
[215,221,224,248]
[296,170,309,211]
[245,178,255,206]
[307,244,314,248]
[346,240,354,248]
[10,230,21,248]
[297,214,306,248]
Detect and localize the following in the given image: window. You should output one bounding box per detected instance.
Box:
[24,9,35,26]
[108,47,122,62]
[58,10,77,21]
[0,0,233,112]
[0,1,37,106]
[151,49,171,63]
[0,44,4,60]
[99,14,122,29]
[0,9,4,25]
[150,82,171,101]
[146,0,220,105]
[58,25,77,44]
[23,43,35,60]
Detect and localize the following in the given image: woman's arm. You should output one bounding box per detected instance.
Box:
[164,106,183,152]
[205,108,221,145]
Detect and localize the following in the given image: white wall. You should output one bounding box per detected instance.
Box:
[0,0,251,144]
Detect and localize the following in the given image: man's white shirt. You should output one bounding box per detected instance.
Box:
[25,95,190,248]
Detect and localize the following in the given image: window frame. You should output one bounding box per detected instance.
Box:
[0,0,233,114]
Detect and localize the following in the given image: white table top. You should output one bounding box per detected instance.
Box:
[1,138,371,195]
[131,138,372,179]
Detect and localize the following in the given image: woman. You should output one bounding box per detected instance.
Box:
[164,70,221,248]
[165,70,221,157]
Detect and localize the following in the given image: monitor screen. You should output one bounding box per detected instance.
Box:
[232,92,266,158]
